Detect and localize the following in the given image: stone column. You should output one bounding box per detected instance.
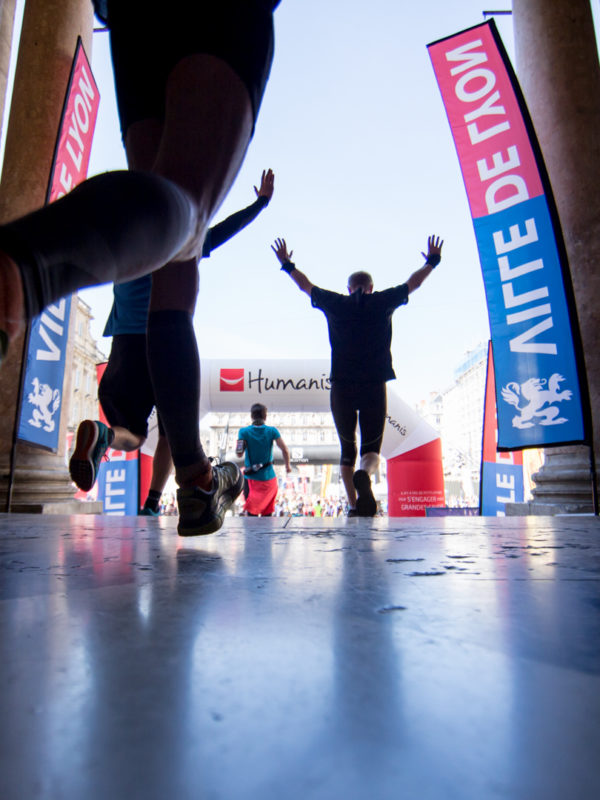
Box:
[0,0,18,142]
[509,0,600,513]
[0,0,100,512]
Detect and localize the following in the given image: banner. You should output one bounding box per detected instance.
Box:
[95,363,140,516]
[201,358,332,415]
[387,439,445,517]
[97,456,139,516]
[480,341,524,515]
[18,38,100,451]
[428,20,589,450]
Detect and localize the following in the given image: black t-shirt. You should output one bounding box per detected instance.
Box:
[311,284,409,382]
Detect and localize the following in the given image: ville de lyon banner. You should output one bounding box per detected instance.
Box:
[17,38,100,451]
[427,20,590,451]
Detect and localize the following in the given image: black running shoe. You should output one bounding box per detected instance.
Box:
[353,469,377,516]
[69,420,112,492]
[177,462,243,536]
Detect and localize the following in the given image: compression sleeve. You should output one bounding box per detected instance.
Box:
[203,196,269,256]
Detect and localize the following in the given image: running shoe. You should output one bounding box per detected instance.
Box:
[69,420,112,492]
[177,461,244,536]
[353,469,377,517]
[140,507,160,516]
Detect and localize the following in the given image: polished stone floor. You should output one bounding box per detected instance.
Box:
[1,512,599,800]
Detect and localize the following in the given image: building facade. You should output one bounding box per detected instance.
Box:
[67,296,107,439]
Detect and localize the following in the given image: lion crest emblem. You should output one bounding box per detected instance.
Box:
[500,373,572,429]
[27,377,61,433]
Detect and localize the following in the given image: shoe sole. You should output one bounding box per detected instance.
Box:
[69,421,99,492]
[178,467,244,536]
[353,469,377,517]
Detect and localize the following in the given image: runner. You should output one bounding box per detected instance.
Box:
[0,2,281,535]
[271,234,443,516]
[69,170,275,515]
[236,403,291,516]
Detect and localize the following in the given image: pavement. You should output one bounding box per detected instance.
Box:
[1,512,599,800]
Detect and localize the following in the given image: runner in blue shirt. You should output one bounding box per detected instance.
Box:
[236,403,291,516]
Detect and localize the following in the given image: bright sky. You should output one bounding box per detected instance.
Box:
[77,1,517,406]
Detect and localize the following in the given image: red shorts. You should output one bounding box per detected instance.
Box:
[244,477,278,516]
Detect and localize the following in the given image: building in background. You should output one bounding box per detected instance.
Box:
[418,342,488,506]
[67,295,107,440]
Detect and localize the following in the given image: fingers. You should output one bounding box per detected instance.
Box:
[257,169,275,198]
[271,237,289,260]
[427,234,444,250]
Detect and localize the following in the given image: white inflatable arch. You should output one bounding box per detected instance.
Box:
[201,359,444,516]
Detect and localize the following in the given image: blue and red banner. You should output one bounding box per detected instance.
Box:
[428,20,589,450]
[94,362,139,516]
[18,38,100,451]
[480,341,524,515]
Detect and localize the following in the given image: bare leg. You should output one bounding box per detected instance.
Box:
[359,452,380,476]
[144,55,253,488]
[111,426,145,452]
[120,56,253,489]
[148,434,173,494]
[151,54,254,261]
[341,465,357,508]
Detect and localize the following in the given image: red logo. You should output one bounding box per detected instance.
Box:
[220,368,244,392]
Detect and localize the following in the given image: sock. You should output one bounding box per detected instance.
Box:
[146,309,209,474]
[143,489,162,513]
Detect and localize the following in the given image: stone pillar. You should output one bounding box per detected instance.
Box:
[509,0,600,513]
[0,0,18,142]
[0,0,100,513]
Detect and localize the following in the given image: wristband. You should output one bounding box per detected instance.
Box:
[425,253,441,268]
[280,260,296,274]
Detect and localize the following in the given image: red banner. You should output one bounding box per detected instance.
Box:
[387,439,445,517]
[480,341,524,515]
[48,38,99,203]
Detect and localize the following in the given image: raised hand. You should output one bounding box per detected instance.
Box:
[421,234,443,267]
[271,237,293,265]
[255,168,275,201]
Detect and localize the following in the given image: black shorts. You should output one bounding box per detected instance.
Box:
[98,333,163,438]
[106,1,276,137]
[330,380,387,467]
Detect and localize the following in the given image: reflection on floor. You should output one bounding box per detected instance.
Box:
[1,513,599,800]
